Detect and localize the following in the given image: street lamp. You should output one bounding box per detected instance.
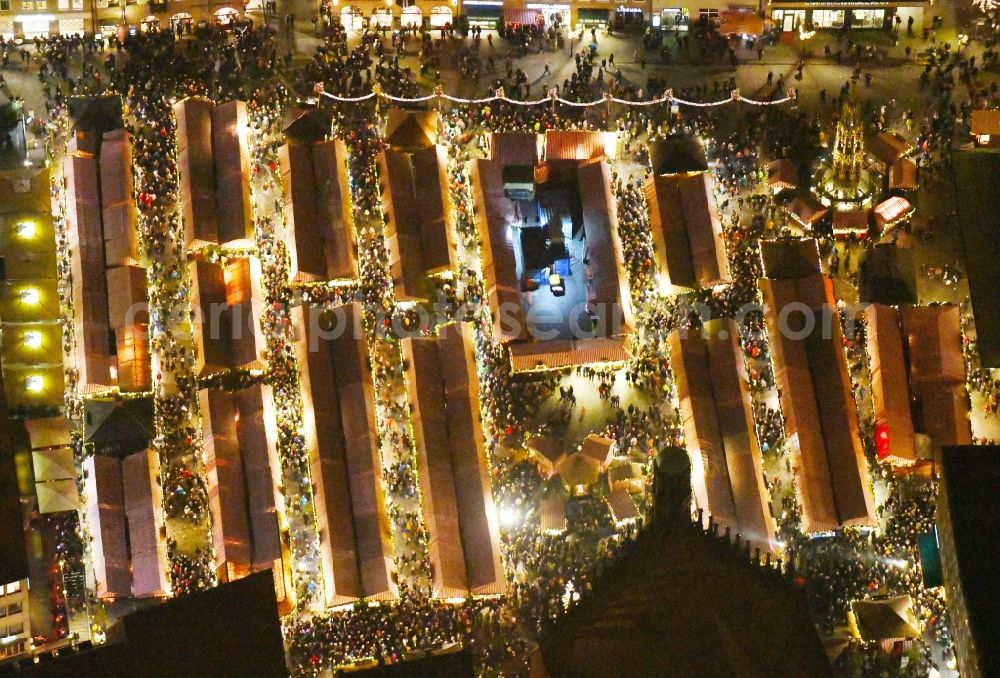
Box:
[19,287,39,305]
[15,221,35,239]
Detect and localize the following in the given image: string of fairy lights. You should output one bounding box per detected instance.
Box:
[319,86,797,108]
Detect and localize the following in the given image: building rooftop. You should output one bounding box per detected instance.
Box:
[939,446,1000,676]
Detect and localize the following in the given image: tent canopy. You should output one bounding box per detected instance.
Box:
[868,131,911,165]
[84,398,155,453]
[68,95,123,133]
[540,495,567,532]
[580,434,614,468]
[971,109,1000,136]
[25,416,73,450]
[37,479,80,514]
[528,435,564,464]
[648,136,708,176]
[767,159,798,190]
[282,107,333,143]
[544,130,609,162]
[608,487,639,523]
[889,158,917,191]
[557,452,601,488]
[384,110,437,150]
[32,447,76,482]
[832,208,871,235]
[760,238,821,281]
[786,196,828,227]
[874,196,913,227]
[849,595,920,641]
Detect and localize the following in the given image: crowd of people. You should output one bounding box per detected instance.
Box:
[16,6,994,674]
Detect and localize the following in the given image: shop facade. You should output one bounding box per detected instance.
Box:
[651,0,750,30]
[0,8,89,39]
[614,0,648,27]
[571,3,612,28]
[464,0,501,27]
[766,0,929,32]
[93,0,245,34]
[329,1,458,30]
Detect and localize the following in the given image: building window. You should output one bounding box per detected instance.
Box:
[851,8,884,28]
[812,9,844,28]
[58,0,68,9]
[34,0,46,8]
[21,0,33,9]
[72,0,82,7]
[0,0,9,10]
[4,583,19,595]
[698,8,719,21]
[6,604,20,616]
[6,623,23,636]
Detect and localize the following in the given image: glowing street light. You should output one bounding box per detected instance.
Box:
[15,221,35,238]
[25,375,43,392]
[19,288,39,305]
[22,331,42,348]
[499,505,520,529]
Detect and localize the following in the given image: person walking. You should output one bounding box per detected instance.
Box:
[542,62,551,77]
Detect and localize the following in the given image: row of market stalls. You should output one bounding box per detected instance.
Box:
[378,111,458,302]
[668,319,776,552]
[864,303,972,466]
[758,239,877,534]
[400,323,506,597]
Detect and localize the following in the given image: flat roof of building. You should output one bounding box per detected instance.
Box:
[953,150,1000,367]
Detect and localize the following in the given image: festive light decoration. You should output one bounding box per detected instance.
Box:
[320,87,795,109]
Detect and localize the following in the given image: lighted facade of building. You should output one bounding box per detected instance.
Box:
[766,0,929,33]
[0,580,31,661]
[0,0,89,40]
[0,168,64,415]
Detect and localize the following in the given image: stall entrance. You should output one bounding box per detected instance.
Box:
[430,5,453,28]
[371,7,393,28]
[401,6,422,27]
[170,12,193,32]
[340,6,364,30]
[659,8,689,31]
[771,8,805,31]
[214,7,240,25]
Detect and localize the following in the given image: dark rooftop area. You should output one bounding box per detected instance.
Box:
[939,445,1000,677]
[953,150,1000,367]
